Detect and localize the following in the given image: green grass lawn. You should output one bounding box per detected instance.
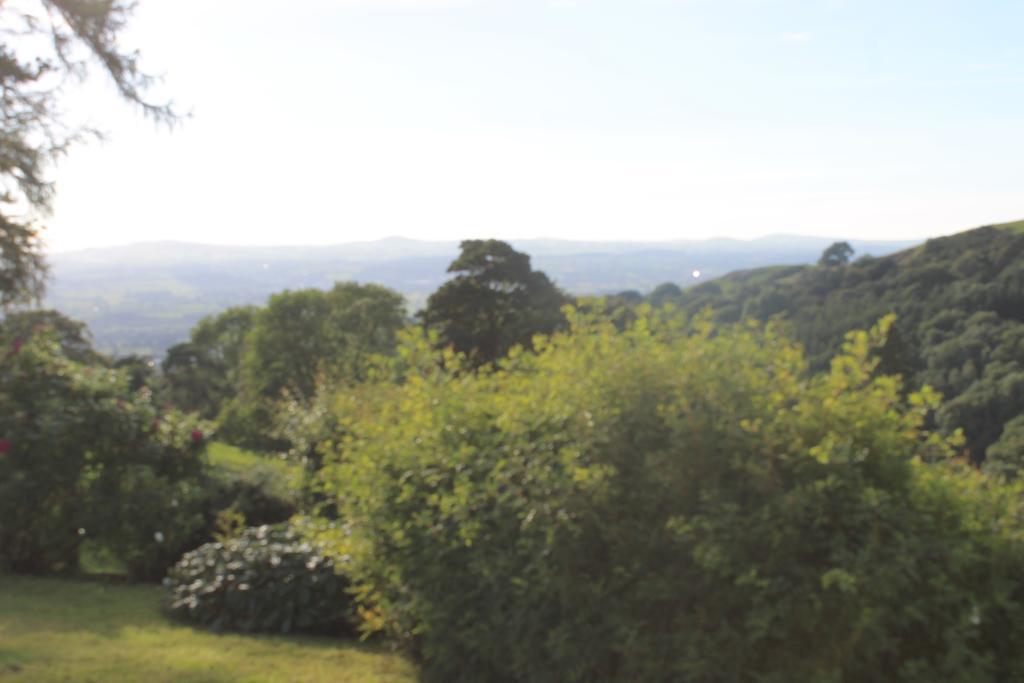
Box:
[0,575,418,683]
[205,442,301,499]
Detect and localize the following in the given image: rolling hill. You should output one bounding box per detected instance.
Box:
[44,234,914,357]
[661,219,1024,464]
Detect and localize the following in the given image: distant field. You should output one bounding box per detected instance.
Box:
[0,575,418,683]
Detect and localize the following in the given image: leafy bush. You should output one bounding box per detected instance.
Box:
[101,455,299,581]
[204,470,297,527]
[112,468,299,582]
[99,465,212,581]
[165,524,352,635]
[0,329,211,577]
[323,310,1024,683]
[203,443,299,528]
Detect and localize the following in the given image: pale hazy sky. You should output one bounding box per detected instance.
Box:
[46,0,1024,252]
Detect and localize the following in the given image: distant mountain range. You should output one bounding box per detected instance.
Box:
[45,235,918,357]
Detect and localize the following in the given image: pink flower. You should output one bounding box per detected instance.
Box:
[191,429,203,445]
[0,439,11,455]
[11,340,22,355]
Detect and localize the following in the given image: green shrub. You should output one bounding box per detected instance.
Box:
[99,470,211,582]
[197,443,301,555]
[323,310,1024,682]
[984,414,1024,480]
[216,395,289,452]
[203,443,298,524]
[204,471,297,527]
[95,446,299,581]
[76,447,299,581]
[0,330,211,577]
[165,524,352,635]
[95,465,298,582]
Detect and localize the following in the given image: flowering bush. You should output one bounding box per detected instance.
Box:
[0,329,212,576]
[165,523,352,634]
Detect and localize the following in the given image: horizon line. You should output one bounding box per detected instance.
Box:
[45,232,928,256]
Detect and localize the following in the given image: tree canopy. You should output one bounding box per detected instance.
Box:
[819,241,855,267]
[0,0,175,306]
[239,283,406,402]
[163,306,257,419]
[205,283,406,450]
[420,239,569,366]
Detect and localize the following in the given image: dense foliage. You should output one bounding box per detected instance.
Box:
[167,283,406,450]
[203,465,297,538]
[658,223,1024,463]
[0,327,210,576]
[421,240,569,366]
[240,282,406,401]
[0,310,104,364]
[321,310,1024,682]
[165,524,352,635]
[162,306,257,419]
[985,415,1024,480]
[0,315,298,580]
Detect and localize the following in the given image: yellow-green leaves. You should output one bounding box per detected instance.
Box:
[315,309,1024,683]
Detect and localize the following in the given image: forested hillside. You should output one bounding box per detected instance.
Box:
[656,220,1024,465]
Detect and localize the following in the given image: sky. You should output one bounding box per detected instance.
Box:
[44,0,1024,252]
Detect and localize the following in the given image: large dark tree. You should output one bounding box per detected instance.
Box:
[0,1,176,307]
[421,240,569,366]
[818,241,854,267]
